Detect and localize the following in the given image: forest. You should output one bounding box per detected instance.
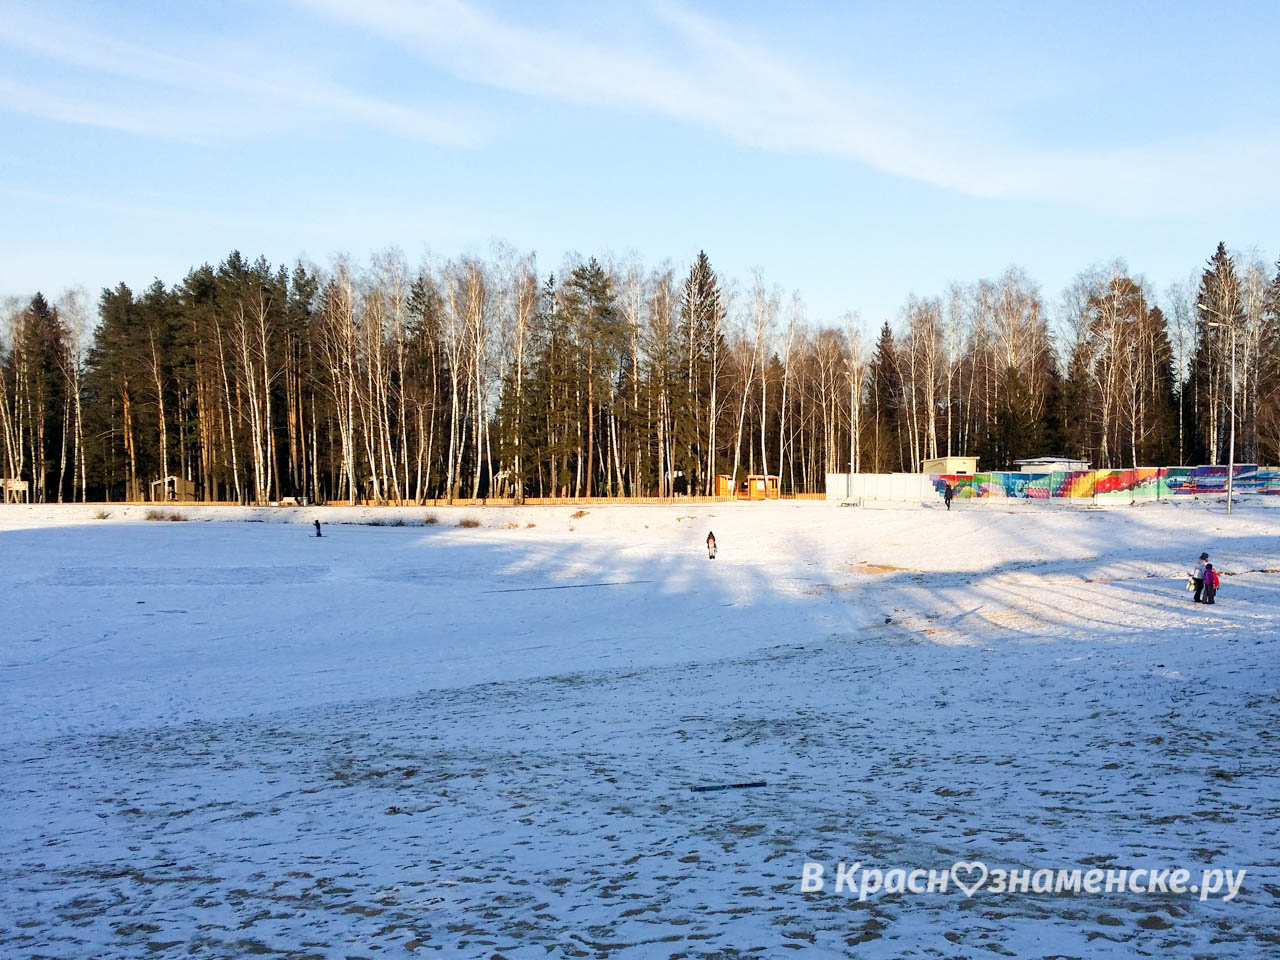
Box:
[2,242,1277,503]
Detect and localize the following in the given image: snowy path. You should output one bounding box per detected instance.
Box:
[2,501,1279,957]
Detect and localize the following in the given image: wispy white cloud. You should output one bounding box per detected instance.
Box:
[0,4,484,146]
[287,0,1278,214]
[3,0,1274,214]
[0,75,217,145]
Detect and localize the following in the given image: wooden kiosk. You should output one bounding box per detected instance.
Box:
[743,475,780,500]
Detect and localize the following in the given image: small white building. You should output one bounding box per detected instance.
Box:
[1013,457,1091,473]
[921,456,978,475]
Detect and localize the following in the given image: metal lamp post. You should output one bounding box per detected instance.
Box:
[1197,301,1236,515]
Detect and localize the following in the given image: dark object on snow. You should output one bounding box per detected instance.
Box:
[706,530,717,560]
[943,483,954,510]
[690,781,766,792]
[314,519,322,538]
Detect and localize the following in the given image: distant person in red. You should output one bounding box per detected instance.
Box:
[706,531,717,560]
[1202,563,1219,604]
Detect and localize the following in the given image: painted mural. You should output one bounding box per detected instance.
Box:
[931,466,1280,501]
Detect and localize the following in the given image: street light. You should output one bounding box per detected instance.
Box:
[1197,301,1236,515]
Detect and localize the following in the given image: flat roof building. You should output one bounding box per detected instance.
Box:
[1013,457,1091,473]
[921,456,979,475]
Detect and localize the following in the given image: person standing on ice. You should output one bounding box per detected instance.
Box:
[706,531,717,560]
[1202,563,1219,604]
[1191,552,1209,602]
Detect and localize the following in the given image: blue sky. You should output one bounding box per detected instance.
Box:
[2,0,1277,330]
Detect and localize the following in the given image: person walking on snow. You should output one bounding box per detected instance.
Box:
[706,531,717,560]
[1202,562,1219,604]
[943,483,954,511]
[1191,552,1209,602]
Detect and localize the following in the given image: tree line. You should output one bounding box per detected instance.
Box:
[2,243,1278,504]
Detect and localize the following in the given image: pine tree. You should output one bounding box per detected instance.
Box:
[85,285,145,500]
[1190,243,1243,463]
[676,251,725,493]
[13,294,72,501]
[1258,259,1280,463]
[868,322,900,471]
[565,258,622,497]
[1061,335,1093,458]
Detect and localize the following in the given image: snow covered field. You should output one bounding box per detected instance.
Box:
[2,499,1279,958]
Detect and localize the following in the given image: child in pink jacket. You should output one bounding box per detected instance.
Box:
[1202,563,1219,605]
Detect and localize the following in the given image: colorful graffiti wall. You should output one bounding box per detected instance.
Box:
[931,465,1280,501]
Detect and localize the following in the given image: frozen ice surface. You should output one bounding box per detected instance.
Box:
[2,500,1278,957]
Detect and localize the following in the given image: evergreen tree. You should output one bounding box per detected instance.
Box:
[1257,259,1280,463]
[85,285,144,500]
[676,251,725,493]
[1190,243,1243,463]
[565,258,622,497]
[15,294,71,501]
[868,322,901,471]
[519,274,575,496]
[1061,337,1093,458]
